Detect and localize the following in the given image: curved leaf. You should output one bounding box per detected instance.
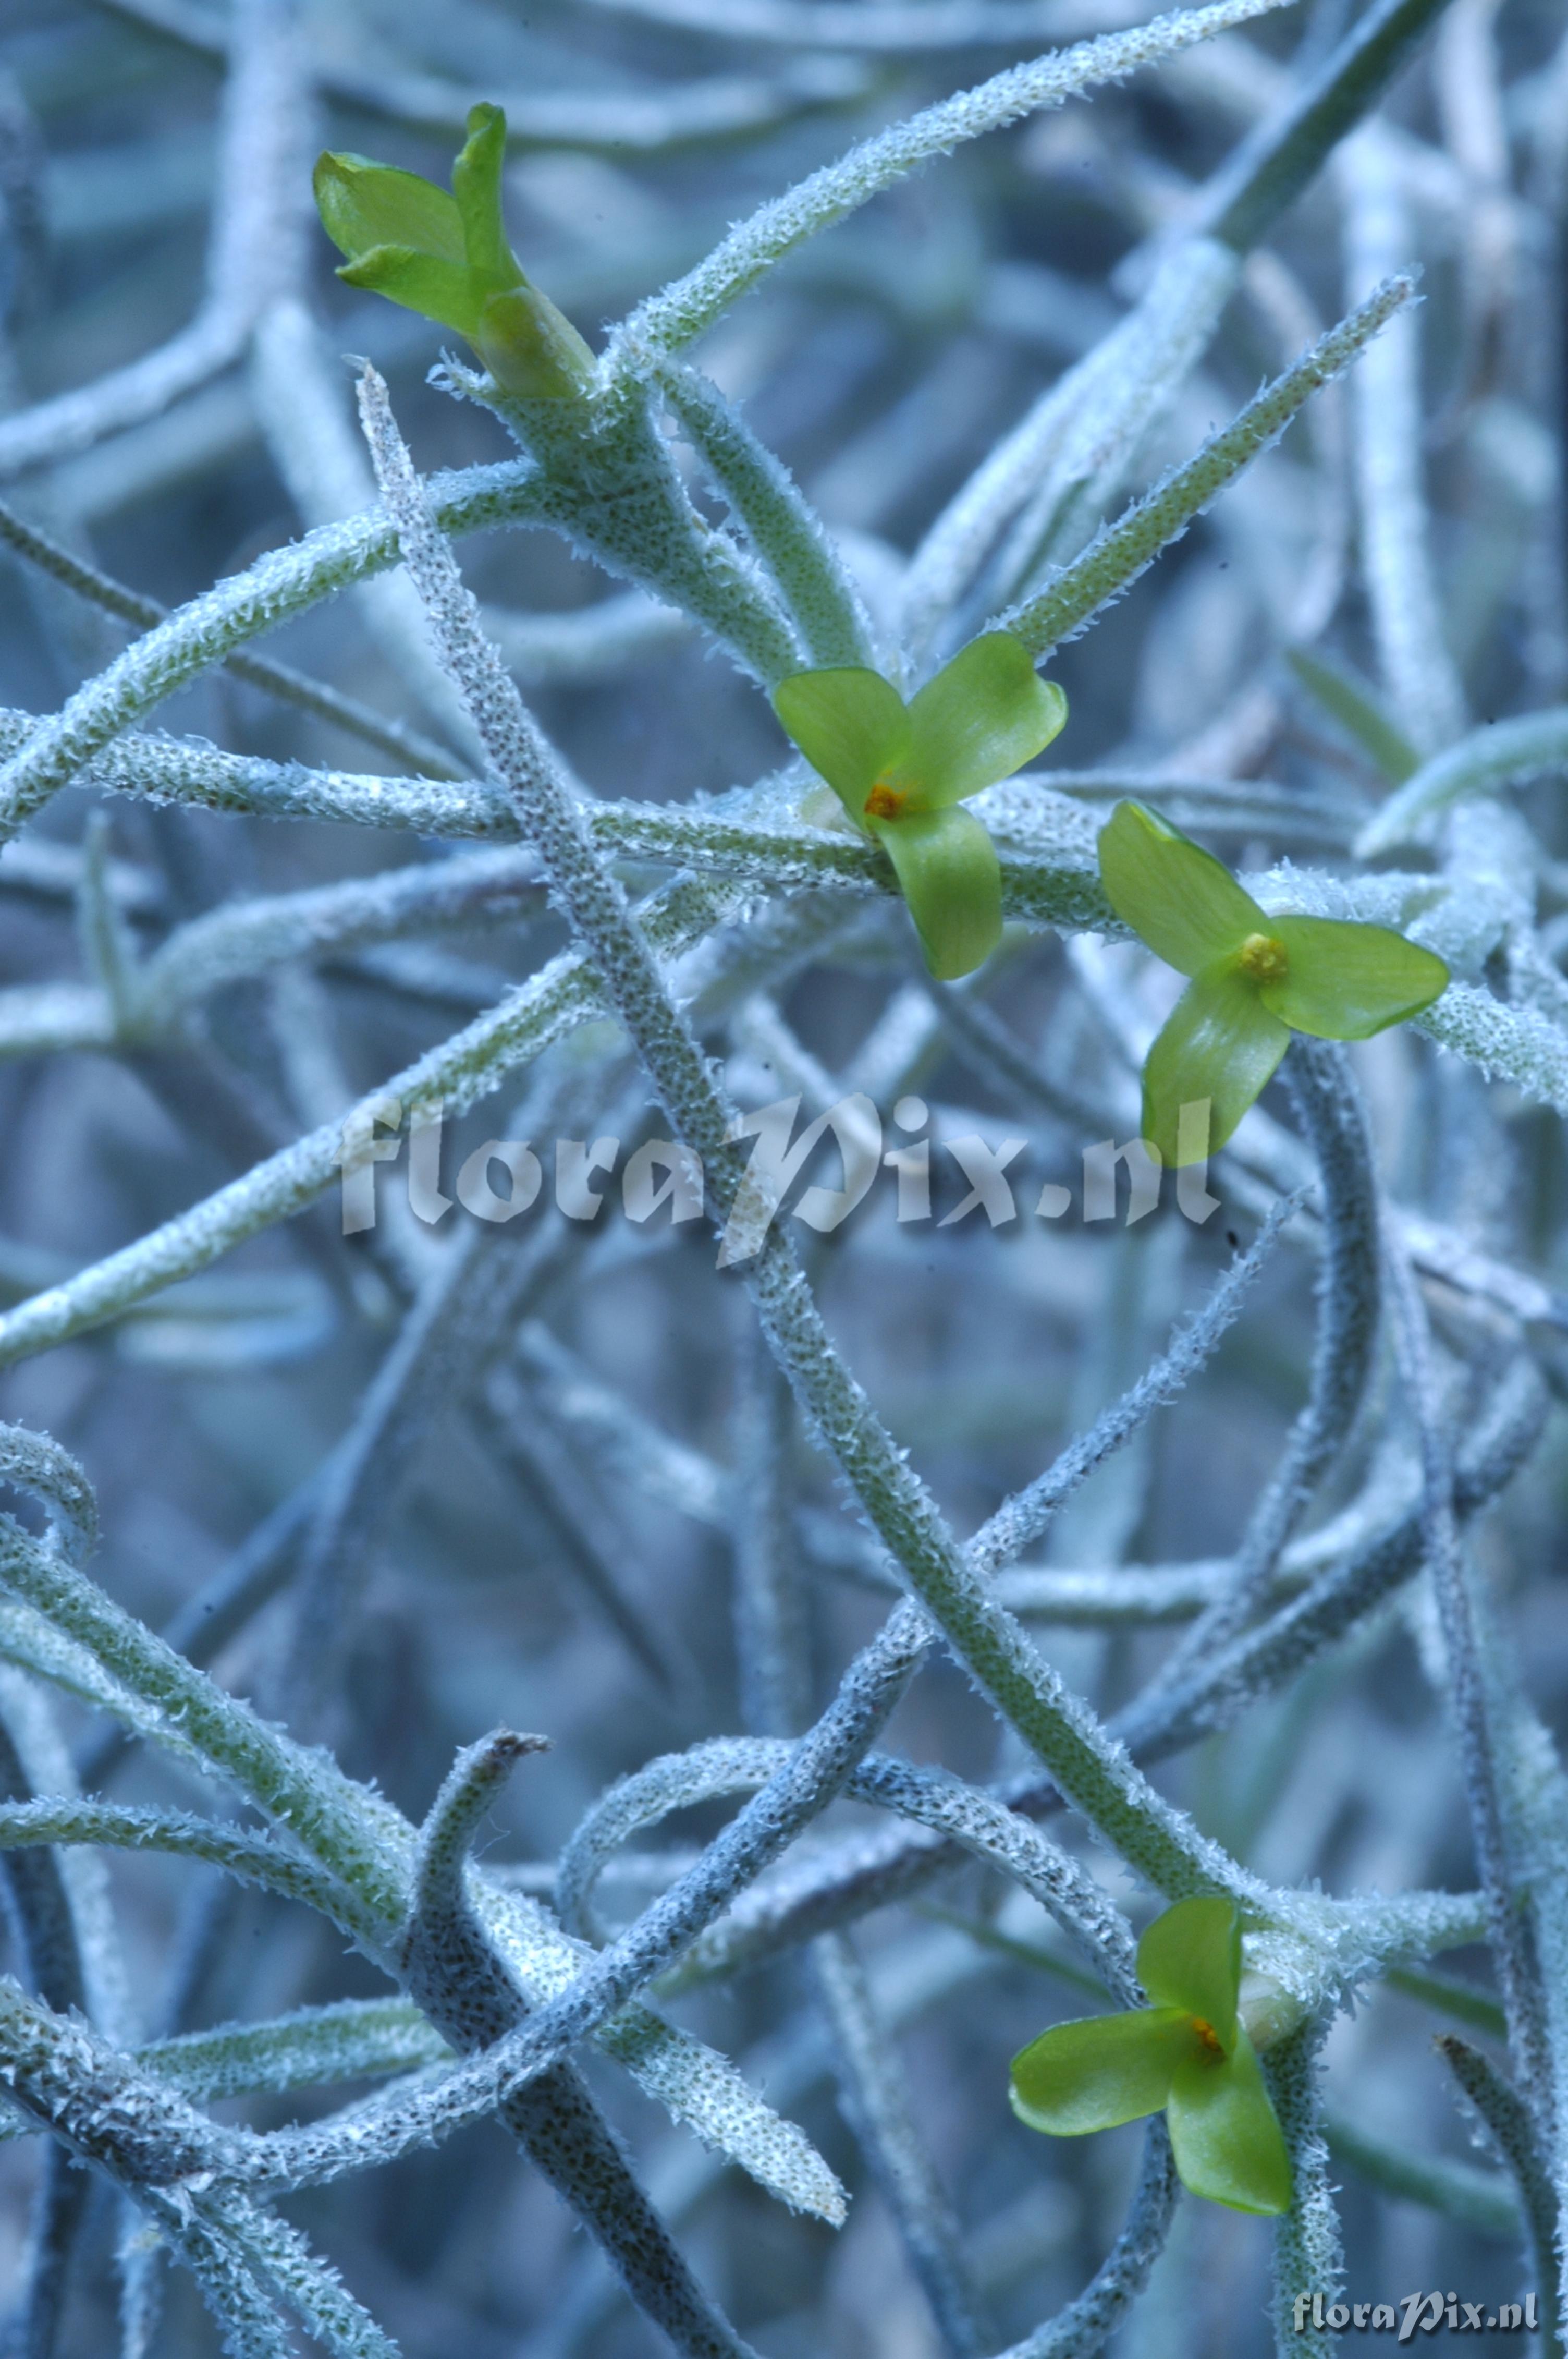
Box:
[1259,916,1448,1041]
[874,805,1002,981]
[772,667,910,821]
[313,153,466,268]
[1166,2028,1292,2215]
[1142,962,1290,1167]
[1099,801,1264,976]
[902,633,1067,807]
[333,246,483,339]
[1137,1896,1240,2048]
[1010,2007,1198,2135]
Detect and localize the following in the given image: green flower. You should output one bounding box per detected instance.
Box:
[772,634,1067,981]
[1010,1896,1292,2216]
[1098,801,1449,1168]
[314,104,596,400]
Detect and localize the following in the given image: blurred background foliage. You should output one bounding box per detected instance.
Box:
[0,0,1566,2352]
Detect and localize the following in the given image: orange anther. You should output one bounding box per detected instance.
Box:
[865,782,907,820]
[1190,2015,1224,2054]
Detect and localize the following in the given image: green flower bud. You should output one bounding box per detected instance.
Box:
[314,104,595,400]
[475,286,597,403]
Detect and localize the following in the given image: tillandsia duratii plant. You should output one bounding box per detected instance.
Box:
[2,0,1568,2354]
[316,105,1071,977]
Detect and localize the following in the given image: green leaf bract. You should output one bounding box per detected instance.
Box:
[1009,1896,1292,2217]
[1097,801,1448,1164]
[771,635,1066,980]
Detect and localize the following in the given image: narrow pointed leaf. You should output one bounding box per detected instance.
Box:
[333,247,484,339]
[1166,2027,1292,2215]
[874,805,1002,981]
[1285,648,1419,784]
[452,103,516,282]
[1258,917,1448,1041]
[1099,801,1265,976]
[901,633,1067,807]
[1142,962,1289,1167]
[1136,1897,1241,2048]
[314,153,467,267]
[772,667,910,820]
[1010,2007,1199,2135]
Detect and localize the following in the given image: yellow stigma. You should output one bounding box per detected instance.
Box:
[1190,2015,1224,2056]
[1238,931,1289,984]
[865,780,909,821]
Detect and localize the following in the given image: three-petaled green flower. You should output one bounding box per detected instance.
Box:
[1098,801,1449,1168]
[772,635,1067,981]
[314,104,596,400]
[1010,1896,1292,2216]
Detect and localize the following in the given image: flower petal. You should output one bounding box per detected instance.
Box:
[1010,2007,1199,2135]
[452,103,518,285]
[1136,1897,1241,2047]
[1258,917,1449,1041]
[873,806,1002,981]
[1142,962,1290,1168]
[1099,801,1266,977]
[1166,2028,1292,2215]
[902,633,1067,807]
[771,668,911,821]
[314,152,467,267]
[333,245,484,341]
